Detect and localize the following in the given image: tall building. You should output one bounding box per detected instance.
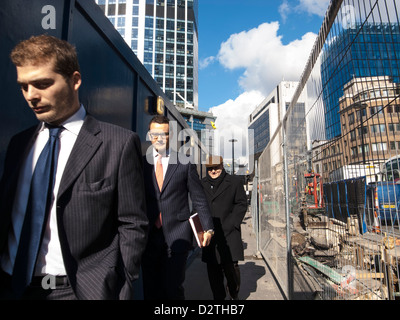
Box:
[248,81,306,160]
[321,23,400,140]
[96,0,198,109]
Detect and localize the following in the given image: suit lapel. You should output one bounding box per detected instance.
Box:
[203,182,214,198]
[161,161,178,192]
[58,115,102,197]
[13,125,41,180]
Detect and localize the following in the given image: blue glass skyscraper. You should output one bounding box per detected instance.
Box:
[321,23,400,140]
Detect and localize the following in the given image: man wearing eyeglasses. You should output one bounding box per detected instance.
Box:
[141,115,214,300]
[201,155,248,300]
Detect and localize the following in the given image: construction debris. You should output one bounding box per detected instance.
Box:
[292,207,400,300]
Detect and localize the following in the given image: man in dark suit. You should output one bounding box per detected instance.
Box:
[201,155,248,300]
[0,35,148,300]
[142,115,214,300]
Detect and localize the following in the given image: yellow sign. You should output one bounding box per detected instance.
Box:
[211,121,217,129]
[157,96,165,115]
[383,204,396,209]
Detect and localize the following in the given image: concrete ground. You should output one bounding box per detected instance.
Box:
[184,210,286,300]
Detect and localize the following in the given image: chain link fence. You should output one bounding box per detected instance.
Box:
[253,0,400,300]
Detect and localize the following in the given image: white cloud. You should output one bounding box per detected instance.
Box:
[279,0,291,22]
[298,0,330,17]
[199,56,216,69]
[217,21,317,96]
[205,21,318,165]
[279,0,330,19]
[207,90,265,164]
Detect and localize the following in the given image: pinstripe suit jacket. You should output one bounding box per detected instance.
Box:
[143,151,213,253]
[0,115,149,300]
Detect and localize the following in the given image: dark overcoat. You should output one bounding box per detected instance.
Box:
[201,172,248,264]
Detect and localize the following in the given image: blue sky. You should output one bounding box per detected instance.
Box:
[198,0,329,110]
[196,0,330,162]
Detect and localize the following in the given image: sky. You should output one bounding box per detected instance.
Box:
[197,0,330,163]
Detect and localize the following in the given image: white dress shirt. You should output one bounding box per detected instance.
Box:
[0,105,86,276]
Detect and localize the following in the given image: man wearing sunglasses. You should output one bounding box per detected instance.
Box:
[201,155,248,300]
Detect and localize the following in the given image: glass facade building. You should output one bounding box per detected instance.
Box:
[248,81,305,160]
[321,23,400,140]
[249,105,270,156]
[96,0,198,109]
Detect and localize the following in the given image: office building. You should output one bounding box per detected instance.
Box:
[96,0,198,109]
[321,23,400,140]
[248,81,306,160]
[314,76,400,183]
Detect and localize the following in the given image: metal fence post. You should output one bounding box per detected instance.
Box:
[282,123,293,300]
[255,160,260,256]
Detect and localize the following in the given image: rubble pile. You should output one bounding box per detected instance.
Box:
[291,207,399,300]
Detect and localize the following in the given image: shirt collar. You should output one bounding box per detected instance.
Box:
[152,147,170,158]
[40,104,86,135]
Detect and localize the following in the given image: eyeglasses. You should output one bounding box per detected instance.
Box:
[149,132,169,139]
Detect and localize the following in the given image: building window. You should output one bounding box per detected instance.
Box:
[370,124,386,133]
[117,17,125,27]
[356,108,366,119]
[118,3,126,15]
[350,129,356,141]
[108,3,116,15]
[370,105,384,116]
[358,144,369,155]
[348,112,355,125]
[389,123,400,132]
[131,40,137,51]
[371,142,387,152]
[387,105,400,113]
[357,126,368,136]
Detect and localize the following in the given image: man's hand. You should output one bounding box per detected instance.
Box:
[202,231,213,247]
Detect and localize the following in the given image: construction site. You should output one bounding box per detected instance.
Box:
[250,0,400,300]
[291,172,399,300]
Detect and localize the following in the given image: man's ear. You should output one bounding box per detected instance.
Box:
[72,71,82,91]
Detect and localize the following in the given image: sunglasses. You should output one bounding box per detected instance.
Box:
[207,166,222,171]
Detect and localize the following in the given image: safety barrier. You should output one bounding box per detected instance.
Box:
[253,0,400,300]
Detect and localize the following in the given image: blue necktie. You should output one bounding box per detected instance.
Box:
[12,125,62,295]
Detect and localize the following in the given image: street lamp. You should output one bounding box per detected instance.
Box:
[229,138,237,175]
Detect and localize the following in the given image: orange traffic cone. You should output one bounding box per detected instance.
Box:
[372,210,381,233]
